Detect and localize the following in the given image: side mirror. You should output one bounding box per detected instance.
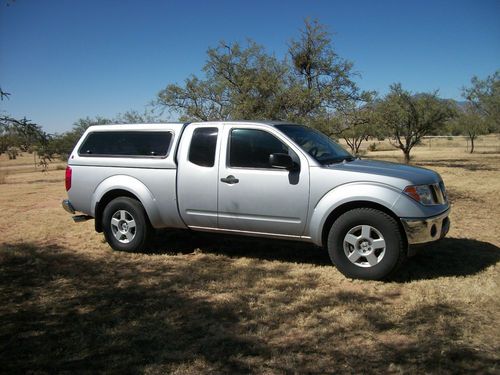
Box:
[269,153,298,171]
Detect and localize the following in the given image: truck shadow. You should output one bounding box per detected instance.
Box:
[148,231,500,280]
[394,237,500,282]
[148,229,332,266]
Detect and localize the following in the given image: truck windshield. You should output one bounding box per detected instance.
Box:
[275,124,353,165]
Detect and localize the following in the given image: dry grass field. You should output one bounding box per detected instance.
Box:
[1,136,499,374]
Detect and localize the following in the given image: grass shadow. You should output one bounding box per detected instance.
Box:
[394,237,500,282]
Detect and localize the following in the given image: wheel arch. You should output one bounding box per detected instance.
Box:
[320,200,407,250]
[95,189,140,233]
[307,183,407,248]
[91,175,162,233]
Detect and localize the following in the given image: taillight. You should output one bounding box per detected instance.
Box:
[65,166,72,191]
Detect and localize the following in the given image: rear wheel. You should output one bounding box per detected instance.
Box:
[102,197,152,252]
[327,208,406,280]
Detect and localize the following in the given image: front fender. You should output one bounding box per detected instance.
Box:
[91,175,162,227]
[307,182,403,246]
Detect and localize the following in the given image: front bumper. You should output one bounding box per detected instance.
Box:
[401,208,450,245]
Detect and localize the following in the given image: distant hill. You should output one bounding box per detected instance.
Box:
[450,99,468,110]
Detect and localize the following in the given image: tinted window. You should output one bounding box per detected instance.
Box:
[189,127,218,167]
[79,131,172,157]
[275,124,352,164]
[229,129,289,168]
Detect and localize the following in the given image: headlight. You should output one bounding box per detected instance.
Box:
[404,185,434,205]
[439,181,448,202]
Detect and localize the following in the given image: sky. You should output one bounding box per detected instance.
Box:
[1,0,499,133]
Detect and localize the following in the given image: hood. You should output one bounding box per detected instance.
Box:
[326,158,441,188]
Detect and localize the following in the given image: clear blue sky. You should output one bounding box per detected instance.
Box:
[1,0,499,133]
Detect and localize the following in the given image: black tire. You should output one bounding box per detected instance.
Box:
[327,208,406,280]
[102,197,152,252]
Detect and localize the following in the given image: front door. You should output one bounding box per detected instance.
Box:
[217,125,310,237]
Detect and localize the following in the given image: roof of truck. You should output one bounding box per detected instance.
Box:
[85,121,302,132]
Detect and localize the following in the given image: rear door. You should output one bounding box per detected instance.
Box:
[177,123,222,228]
[217,124,310,237]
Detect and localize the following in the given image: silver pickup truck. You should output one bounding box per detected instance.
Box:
[62,121,450,280]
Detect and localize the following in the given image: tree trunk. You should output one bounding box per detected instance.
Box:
[404,150,411,164]
[470,136,475,154]
[354,141,361,156]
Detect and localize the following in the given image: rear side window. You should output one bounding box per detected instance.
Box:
[79,131,173,157]
[229,129,289,168]
[189,127,218,167]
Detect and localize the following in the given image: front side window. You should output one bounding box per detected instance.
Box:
[189,127,218,167]
[79,131,172,157]
[229,129,289,169]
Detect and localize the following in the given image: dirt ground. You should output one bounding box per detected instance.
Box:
[1,135,499,374]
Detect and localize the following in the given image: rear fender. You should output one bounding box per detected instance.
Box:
[91,175,162,227]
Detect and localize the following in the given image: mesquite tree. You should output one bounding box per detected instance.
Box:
[462,70,500,132]
[156,19,361,124]
[377,84,455,163]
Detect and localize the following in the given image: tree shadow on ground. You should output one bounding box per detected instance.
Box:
[355,302,499,374]
[1,242,498,373]
[0,243,267,373]
[148,231,500,281]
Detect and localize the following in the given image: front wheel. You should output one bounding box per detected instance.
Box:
[327,208,406,280]
[102,197,152,252]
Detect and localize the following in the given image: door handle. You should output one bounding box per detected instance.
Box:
[220,175,239,184]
